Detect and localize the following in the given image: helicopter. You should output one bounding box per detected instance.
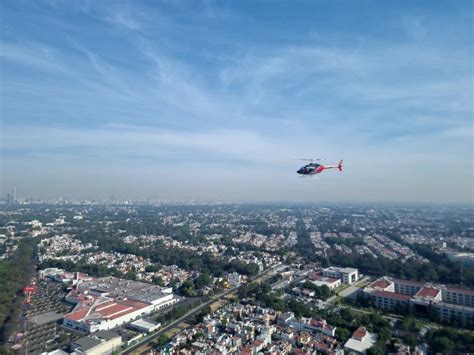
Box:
[296,158,343,176]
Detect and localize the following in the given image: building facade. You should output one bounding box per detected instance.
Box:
[364,276,474,327]
[322,267,359,285]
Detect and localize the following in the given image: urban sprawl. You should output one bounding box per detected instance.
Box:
[0,198,473,354]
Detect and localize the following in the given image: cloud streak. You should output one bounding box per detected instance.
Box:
[0,1,472,202]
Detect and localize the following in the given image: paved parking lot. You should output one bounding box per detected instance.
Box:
[25,279,70,320]
[20,278,77,354]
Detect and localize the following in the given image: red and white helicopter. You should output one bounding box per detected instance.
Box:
[296,158,343,176]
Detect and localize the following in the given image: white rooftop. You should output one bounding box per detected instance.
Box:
[344,332,377,354]
[129,318,161,332]
[324,266,358,273]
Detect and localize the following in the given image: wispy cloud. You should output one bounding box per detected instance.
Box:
[0,41,74,75]
[105,10,142,31]
[1,0,472,202]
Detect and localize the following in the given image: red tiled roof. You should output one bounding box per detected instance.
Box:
[308,273,339,283]
[65,307,90,321]
[309,319,332,330]
[94,300,115,311]
[416,287,440,298]
[122,299,149,308]
[371,290,411,301]
[352,326,367,340]
[369,278,392,290]
[97,303,133,318]
[312,341,329,351]
[65,296,149,323]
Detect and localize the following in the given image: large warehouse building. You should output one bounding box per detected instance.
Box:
[63,276,176,333]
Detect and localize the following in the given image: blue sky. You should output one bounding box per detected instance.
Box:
[1,0,472,202]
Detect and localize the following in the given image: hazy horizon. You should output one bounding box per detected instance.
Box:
[1,1,473,204]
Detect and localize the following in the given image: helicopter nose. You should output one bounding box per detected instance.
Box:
[297,168,303,174]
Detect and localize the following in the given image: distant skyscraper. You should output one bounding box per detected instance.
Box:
[6,187,17,205]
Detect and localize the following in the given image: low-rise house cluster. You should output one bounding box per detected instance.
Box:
[162,304,344,354]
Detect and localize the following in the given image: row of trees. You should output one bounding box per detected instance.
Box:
[0,239,36,349]
[425,327,474,354]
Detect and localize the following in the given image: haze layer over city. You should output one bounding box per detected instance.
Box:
[1,1,474,355]
[1,0,472,203]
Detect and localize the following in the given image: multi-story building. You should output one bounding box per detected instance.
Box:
[434,302,474,326]
[364,277,411,311]
[322,266,359,285]
[307,272,341,289]
[364,277,474,327]
[393,278,423,296]
[443,287,474,307]
[445,252,474,269]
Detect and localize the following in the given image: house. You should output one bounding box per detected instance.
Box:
[343,327,377,355]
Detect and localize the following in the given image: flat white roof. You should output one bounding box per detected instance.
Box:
[344,333,377,353]
[324,266,358,273]
[130,319,160,331]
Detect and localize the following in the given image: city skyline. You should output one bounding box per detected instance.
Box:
[1,1,473,203]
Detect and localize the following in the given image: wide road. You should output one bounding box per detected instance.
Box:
[121,264,284,355]
[271,268,310,290]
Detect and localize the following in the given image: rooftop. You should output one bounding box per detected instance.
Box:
[368,278,393,290]
[345,327,377,354]
[415,286,441,299]
[308,273,340,283]
[324,266,358,273]
[352,326,367,341]
[94,330,120,340]
[72,336,101,351]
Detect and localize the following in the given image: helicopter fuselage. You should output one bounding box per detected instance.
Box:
[296,160,343,175]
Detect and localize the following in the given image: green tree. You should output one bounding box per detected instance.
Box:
[405,334,417,347]
[335,327,351,342]
[152,276,164,286]
[157,335,170,346]
[195,273,212,288]
[367,345,384,355]
[432,337,454,354]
